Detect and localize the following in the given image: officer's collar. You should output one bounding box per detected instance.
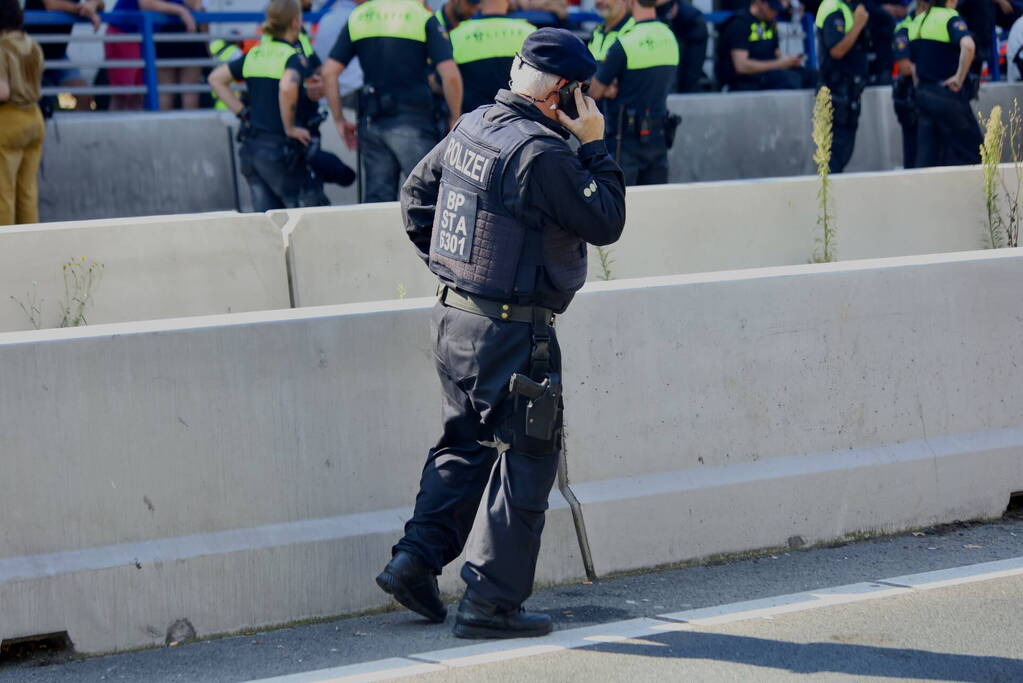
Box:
[494,89,571,140]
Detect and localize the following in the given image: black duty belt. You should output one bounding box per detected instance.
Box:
[438,286,554,326]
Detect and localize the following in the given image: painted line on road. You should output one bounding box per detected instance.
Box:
[246,556,1023,683]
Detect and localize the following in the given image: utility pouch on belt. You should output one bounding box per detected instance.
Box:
[964,73,981,101]
[509,372,562,441]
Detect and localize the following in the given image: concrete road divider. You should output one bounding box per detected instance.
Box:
[0,213,290,332]
[285,165,997,305]
[0,302,583,654]
[558,249,1023,577]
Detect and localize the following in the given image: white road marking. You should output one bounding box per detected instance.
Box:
[246,556,1023,683]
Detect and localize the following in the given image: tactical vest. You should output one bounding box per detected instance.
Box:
[588,17,635,62]
[618,20,679,70]
[450,17,535,64]
[815,0,853,31]
[242,39,298,80]
[348,0,431,43]
[429,108,588,301]
[908,6,958,42]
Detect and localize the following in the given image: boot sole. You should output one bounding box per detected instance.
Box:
[452,621,553,639]
[375,571,447,623]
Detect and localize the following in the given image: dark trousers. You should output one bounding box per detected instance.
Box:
[915,82,983,168]
[677,36,708,93]
[394,302,562,610]
[359,113,438,203]
[901,120,918,169]
[239,136,306,212]
[827,79,863,174]
[614,132,669,186]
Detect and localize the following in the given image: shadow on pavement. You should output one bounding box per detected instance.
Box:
[578,630,1023,681]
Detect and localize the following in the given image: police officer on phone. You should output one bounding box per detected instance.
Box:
[380,28,626,639]
[589,0,680,186]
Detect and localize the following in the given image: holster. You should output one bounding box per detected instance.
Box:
[508,307,562,444]
[664,113,682,149]
[892,75,917,127]
[358,84,398,123]
[963,73,981,101]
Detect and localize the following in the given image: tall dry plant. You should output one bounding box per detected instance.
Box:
[998,100,1023,248]
[980,106,1006,249]
[811,87,836,263]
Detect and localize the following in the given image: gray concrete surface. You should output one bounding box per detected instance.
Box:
[37,84,1023,222]
[3,249,1022,655]
[0,212,289,331]
[285,164,999,308]
[39,112,239,222]
[1,512,1020,682]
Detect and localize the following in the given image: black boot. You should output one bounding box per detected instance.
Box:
[375,551,447,623]
[452,591,553,639]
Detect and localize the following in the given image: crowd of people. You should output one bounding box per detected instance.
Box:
[4,0,1021,223]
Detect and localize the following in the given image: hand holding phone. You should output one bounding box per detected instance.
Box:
[556,85,604,144]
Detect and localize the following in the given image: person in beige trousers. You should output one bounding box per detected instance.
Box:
[0,0,45,225]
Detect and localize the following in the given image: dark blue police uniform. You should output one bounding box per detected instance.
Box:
[384,29,626,639]
[909,6,982,167]
[596,19,679,186]
[230,39,319,211]
[892,14,918,169]
[328,0,454,202]
[817,0,869,173]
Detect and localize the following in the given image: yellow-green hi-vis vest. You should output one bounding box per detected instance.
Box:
[348,0,432,43]
[588,17,636,62]
[260,31,314,57]
[618,20,679,70]
[450,17,536,64]
[210,39,243,110]
[908,6,958,43]
[242,40,299,80]
[815,0,853,31]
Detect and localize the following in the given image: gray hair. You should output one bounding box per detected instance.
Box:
[509,55,561,99]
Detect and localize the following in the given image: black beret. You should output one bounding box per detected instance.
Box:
[519,27,597,83]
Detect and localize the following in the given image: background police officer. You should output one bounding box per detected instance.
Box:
[322,0,464,203]
[590,0,679,186]
[589,0,634,63]
[892,6,920,168]
[909,0,982,167]
[717,0,804,91]
[450,0,535,113]
[435,0,481,32]
[380,28,626,639]
[817,0,870,173]
[208,0,317,211]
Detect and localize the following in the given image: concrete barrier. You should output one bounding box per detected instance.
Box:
[666,82,1023,182]
[39,112,240,222]
[39,84,1023,221]
[0,302,583,654]
[558,249,1023,577]
[285,164,997,305]
[0,213,290,332]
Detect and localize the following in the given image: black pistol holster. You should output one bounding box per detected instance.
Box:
[508,307,562,443]
[892,75,917,127]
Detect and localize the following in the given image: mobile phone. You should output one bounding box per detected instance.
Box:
[557,81,589,119]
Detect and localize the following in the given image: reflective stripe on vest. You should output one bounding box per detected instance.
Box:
[588,16,636,61]
[242,40,298,80]
[747,21,775,41]
[618,20,679,70]
[908,7,958,43]
[450,17,535,64]
[815,0,853,30]
[348,0,431,43]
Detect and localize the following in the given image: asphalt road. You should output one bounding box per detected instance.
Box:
[2,511,1022,683]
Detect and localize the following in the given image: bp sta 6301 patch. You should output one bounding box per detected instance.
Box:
[433,184,477,262]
